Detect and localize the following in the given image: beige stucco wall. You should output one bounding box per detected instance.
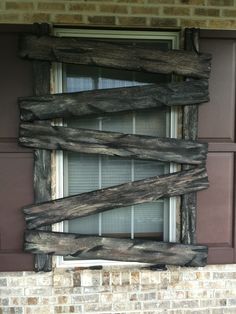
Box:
[1,1,236,313]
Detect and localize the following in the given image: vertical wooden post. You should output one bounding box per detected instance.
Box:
[181,28,200,244]
[32,23,52,271]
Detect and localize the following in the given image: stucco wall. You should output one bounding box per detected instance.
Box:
[1,1,236,314]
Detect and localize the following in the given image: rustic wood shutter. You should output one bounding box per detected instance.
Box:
[18,26,211,270]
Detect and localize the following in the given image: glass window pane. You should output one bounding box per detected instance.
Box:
[101,207,131,236]
[133,202,164,240]
[135,108,169,137]
[101,156,132,188]
[133,160,166,181]
[68,214,99,235]
[63,38,173,241]
[66,152,99,194]
[101,112,133,133]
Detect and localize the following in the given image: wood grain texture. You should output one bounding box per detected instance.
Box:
[23,167,209,230]
[32,60,52,272]
[19,123,208,165]
[181,28,201,245]
[19,80,209,121]
[25,230,208,267]
[19,35,211,79]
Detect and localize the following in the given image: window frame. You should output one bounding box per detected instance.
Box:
[51,28,180,268]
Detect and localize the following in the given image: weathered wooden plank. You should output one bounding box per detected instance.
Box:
[19,123,208,165]
[19,35,211,79]
[181,28,201,245]
[23,166,209,230]
[19,80,209,122]
[32,59,52,272]
[25,230,208,267]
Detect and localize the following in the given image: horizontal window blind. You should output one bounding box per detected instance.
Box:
[63,63,171,241]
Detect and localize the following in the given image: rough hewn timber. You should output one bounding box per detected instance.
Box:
[25,230,208,267]
[19,80,209,122]
[32,59,52,272]
[181,28,201,245]
[19,35,211,79]
[23,167,209,230]
[19,123,208,165]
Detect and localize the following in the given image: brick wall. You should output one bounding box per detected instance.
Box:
[1,265,236,313]
[0,0,236,29]
[1,1,236,314]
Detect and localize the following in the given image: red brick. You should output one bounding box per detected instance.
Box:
[99,4,128,14]
[131,6,160,15]
[164,7,191,16]
[194,8,220,16]
[150,17,178,27]
[88,15,116,25]
[117,16,147,26]
[68,3,96,12]
[207,0,234,5]
[54,14,83,24]
[6,1,34,10]
[38,2,65,11]
[222,9,236,17]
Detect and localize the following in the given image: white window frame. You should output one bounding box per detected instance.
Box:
[52,28,179,268]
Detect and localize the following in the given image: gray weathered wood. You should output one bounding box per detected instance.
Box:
[19,80,209,122]
[19,123,208,165]
[25,230,208,267]
[32,59,52,272]
[19,35,211,79]
[181,28,201,245]
[23,166,209,230]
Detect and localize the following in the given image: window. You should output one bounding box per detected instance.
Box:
[53,29,180,267]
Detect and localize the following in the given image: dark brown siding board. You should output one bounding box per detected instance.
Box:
[0,153,34,269]
[19,35,211,79]
[19,80,209,122]
[23,167,209,230]
[0,141,33,153]
[198,32,236,264]
[198,39,235,142]
[0,31,34,271]
[25,230,208,267]
[207,248,234,265]
[0,33,33,138]
[197,154,234,254]
[19,123,208,165]
[0,253,34,272]
[0,153,34,250]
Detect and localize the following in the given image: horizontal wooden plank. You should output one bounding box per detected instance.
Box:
[25,230,208,267]
[19,123,208,165]
[23,166,209,230]
[19,35,211,79]
[19,80,209,122]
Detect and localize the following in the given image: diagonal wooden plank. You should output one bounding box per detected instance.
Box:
[19,80,209,122]
[19,35,211,79]
[23,166,209,230]
[25,230,208,267]
[19,123,208,165]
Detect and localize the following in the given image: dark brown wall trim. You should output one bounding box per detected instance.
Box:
[200,29,236,39]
